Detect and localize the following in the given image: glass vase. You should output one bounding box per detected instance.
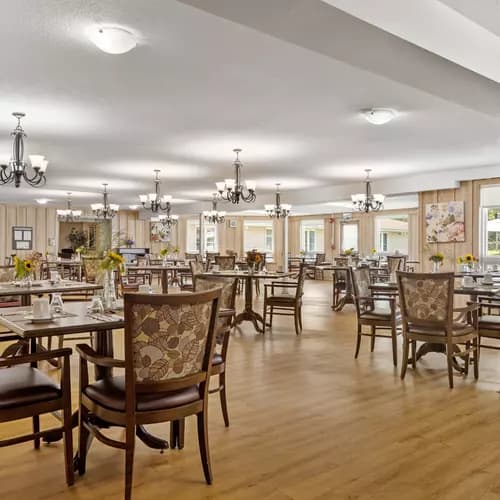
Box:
[103,269,117,310]
[432,261,441,273]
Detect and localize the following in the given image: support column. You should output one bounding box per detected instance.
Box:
[199,213,205,257]
[283,217,289,273]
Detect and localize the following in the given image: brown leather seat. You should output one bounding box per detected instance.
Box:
[84,376,200,412]
[265,294,300,305]
[408,323,476,337]
[0,366,61,410]
[360,300,402,321]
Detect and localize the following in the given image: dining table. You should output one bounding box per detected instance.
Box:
[127,264,190,293]
[200,269,293,333]
[0,301,169,468]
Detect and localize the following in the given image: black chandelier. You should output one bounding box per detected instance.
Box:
[216,148,256,204]
[351,169,384,213]
[140,170,173,212]
[152,203,179,229]
[91,184,119,219]
[57,192,82,222]
[265,183,291,219]
[203,194,226,224]
[0,112,48,188]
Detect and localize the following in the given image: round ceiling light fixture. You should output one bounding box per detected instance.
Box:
[87,26,137,55]
[363,108,397,125]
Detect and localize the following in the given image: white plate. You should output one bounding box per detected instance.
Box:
[24,314,54,324]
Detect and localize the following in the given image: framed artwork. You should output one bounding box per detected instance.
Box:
[229,219,237,228]
[151,222,170,242]
[12,226,33,250]
[425,201,465,243]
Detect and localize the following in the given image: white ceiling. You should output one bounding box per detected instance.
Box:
[0,0,499,215]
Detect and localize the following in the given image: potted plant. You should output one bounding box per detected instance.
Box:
[246,249,262,273]
[457,254,477,273]
[67,227,87,251]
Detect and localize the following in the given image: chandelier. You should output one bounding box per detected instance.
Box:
[215,148,256,204]
[57,192,82,222]
[203,194,226,224]
[140,170,174,212]
[0,112,48,188]
[91,183,119,219]
[265,183,291,219]
[151,203,179,230]
[351,169,384,212]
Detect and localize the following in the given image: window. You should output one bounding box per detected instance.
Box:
[300,220,324,254]
[341,222,358,252]
[374,215,409,254]
[479,185,500,262]
[186,219,217,253]
[243,220,273,253]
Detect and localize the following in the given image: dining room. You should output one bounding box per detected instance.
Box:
[3,1,500,499]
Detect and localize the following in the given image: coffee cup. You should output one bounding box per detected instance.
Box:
[462,276,474,288]
[32,298,50,319]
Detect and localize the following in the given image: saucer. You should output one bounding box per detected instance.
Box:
[24,314,54,324]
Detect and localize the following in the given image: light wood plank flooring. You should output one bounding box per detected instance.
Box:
[2,281,500,500]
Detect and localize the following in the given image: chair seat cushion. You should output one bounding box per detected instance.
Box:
[408,323,475,337]
[0,366,61,410]
[360,300,400,320]
[84,376,200,412]
[219,308,235,317]
[266,294,298,305]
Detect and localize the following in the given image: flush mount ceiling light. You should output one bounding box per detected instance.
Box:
[87,26,137,55]
[36,198,49,205]
[362,108,397,125]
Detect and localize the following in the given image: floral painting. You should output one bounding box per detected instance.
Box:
[425,201,465,243]
[151,222,170,243]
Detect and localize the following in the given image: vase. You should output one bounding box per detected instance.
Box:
[103,270,117,310]
[432,261,441,273]
[248,263,255,274]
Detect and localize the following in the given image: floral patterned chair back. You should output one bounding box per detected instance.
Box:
[314,253,326,265]
[190,260,205,276]
[82,257,104,284]
[214,255,235,271]
[124,289,220,389]
[387,255,407,274]
[295,263,307,299]
[185,252,201,262]
[397,271,454,330]
[349,267,372,317]
[334,256,349,267]
[194,276,237,311]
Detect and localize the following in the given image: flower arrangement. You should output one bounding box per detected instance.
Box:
[457,254,477,264]
[246,250,262,268]
[124,237,135,248]
[100,250,125,271]
[172,245,180,255]
[14,255,34,280]
[75,246,86,255]
[429,252,445,263]
[159,244,172,257]
[299,250,306,256]
[342,248,355,256]
[371,248,377,255]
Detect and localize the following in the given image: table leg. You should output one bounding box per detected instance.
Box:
[234,276,264,333]
[411,343,464,373]
[161,269,169,294]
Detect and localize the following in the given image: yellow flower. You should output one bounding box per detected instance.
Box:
[24,260,33,271]
[464,254,474,263]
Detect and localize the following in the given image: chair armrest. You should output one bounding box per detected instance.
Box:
[76,344,125,368]
[0,347,72,367]
[456,304,479,313]
[265,281,298,288]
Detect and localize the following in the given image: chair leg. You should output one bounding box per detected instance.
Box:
[63,400,74,486]
[464,341,470,376]
[298,306,303,330]
[446,343,454,389]
[354,324,362,359]
[391,324,397,366]
[178,419,185,449]
[411,340,417,369]
[294,306,301,335]
[262,303,267,334]
[32,415,40,449]
[124,424,136,500]
[78,404,90,476]
[269,306,274,327]
[401,336,409,379]
[197,411,213,485]
[370,326,376,352]
[219,373,229,427]
[473,336,479,380]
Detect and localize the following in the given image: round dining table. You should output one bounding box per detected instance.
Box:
[200,270,292,333]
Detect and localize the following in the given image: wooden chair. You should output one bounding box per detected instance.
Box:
[0,348,74,486]
[82,256,103,284]
[472,296,500,351]
[119,272,151,296]
[263,264,306,335]
[206,252,219,265]
[387,255,407,275]
[397,271,479,388]
[193,275,238,427]
[350,267,400,366]
[76,289,221,499]
[306,252,326,280]
[185,252,201,262]
[214,255,235,270]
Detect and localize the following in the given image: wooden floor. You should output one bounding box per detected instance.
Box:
[2,280,500,500]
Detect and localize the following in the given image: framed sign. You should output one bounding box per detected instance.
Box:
[12,226,33,250]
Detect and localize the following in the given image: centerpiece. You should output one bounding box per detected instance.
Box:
[246,250,262,273]
[100,250,125,309]
[429,252,444,273]
[457,253,477,273]
[14,256,35,285]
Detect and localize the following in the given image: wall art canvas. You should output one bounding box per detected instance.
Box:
[151,222,170,242]
[425,201,465,243]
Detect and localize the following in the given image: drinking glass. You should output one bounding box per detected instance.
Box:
[50,293,64,314]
